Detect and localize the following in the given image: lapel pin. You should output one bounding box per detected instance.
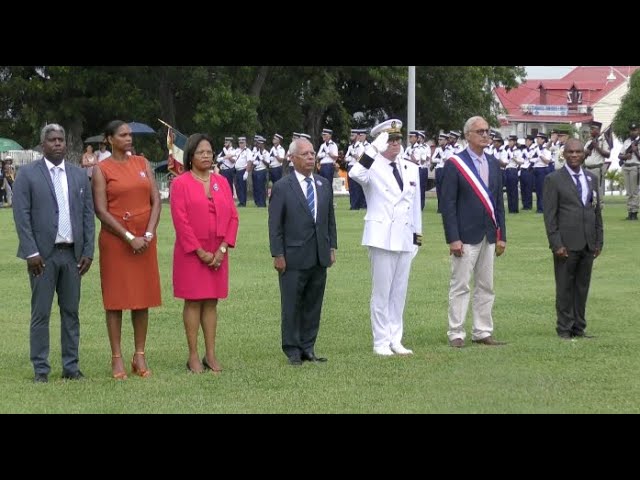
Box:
[213,183,219,191]
[316,180,322,186]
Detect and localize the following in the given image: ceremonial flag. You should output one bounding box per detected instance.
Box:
[166,126,187,175]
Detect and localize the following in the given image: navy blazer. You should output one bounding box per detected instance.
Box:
[268,172,337,269]
[440,148,507,245]
[12,159,95,262]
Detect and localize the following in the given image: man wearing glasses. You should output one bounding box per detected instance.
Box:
[349,119,422,357]
[440,116,507,348]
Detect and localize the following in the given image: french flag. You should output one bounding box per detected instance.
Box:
[167,127,187,175]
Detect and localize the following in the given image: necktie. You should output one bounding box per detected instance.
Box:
[573,173,583,205]
[52,166,72,239]
[390,162,404,190]
[305,177,315,219]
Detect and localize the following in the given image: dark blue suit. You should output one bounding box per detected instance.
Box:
[441,149,507,245]
[268,172,338,360]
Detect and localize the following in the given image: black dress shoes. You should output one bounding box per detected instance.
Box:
[302,352,328,363]
[61,370,85,380]
[288,356,303,366]
[34,373,48,383]
[572,333,596,339]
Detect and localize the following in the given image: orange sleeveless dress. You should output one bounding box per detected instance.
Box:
[97,156,162,310]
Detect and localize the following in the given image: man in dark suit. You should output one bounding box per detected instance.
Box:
[441,116,507,348]
[12,124,95,383]
[543,138,603,340]
[268,137,338,366]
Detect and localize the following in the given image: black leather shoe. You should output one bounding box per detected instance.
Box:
[572,333,596,339]
[61,370,85,380]
[288,356,303,366]
[302,353,328,363]
[34,373,48,383]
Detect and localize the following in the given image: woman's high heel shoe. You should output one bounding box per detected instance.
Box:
[131,351,151,378]
[112,354,128,380]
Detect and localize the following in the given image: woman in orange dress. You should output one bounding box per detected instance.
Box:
[92,120,162,379]
[170,134,239,373]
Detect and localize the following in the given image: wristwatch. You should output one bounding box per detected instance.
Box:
[144,232,154,241]
[218,245,227,254]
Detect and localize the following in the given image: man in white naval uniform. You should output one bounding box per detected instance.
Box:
[349,119,423,356]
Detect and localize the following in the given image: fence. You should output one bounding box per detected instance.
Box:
[1,150,40,166]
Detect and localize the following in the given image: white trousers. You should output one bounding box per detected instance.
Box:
[447,237,495,341]
[368,247,415,348]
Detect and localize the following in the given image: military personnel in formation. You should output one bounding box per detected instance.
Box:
[618,122,640,220]
[268,133,286,187]
[416,131,430,210]
[520,135,535,210]
[251,136,269,207]
[217,136,236,193]
[316,128,339,182]
[583,121,610,210]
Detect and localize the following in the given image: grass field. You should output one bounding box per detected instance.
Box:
[1,194,639,413]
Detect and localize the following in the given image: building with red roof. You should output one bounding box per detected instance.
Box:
[494,66,639,137]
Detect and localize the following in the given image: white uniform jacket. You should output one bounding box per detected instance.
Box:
[349,153,422,252]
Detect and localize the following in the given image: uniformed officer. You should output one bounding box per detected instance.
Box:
[432,133,449,213]
[619,122,640,220]
[584,121,610,209]
[532,133,552,213]
[504,135,523,213]
[520,135,535,210]
[316,128,338,182]
[234,136,252,207]
[345,129,364,209]
[217,136,236,193]
[348,119,422,356]
[269,133,286,187]
[251,136,269,207]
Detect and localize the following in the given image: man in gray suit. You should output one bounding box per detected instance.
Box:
[12,124,95,383]
[543,138,603,340]
[268,137,337,366]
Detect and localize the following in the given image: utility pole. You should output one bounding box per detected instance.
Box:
[408,66,416,143]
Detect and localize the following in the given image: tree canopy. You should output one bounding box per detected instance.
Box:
[0,65,525,162]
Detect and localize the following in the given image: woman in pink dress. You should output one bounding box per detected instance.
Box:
[170,133,239,374]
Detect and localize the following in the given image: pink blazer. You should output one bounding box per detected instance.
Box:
[170,172,239,253]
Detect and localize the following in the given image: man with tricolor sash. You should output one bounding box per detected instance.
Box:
[440,116,507,348]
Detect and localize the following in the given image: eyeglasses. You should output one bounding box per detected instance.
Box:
[195,150,213,157]
[472,129,491,136]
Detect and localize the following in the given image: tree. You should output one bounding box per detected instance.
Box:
[612,69,640,140]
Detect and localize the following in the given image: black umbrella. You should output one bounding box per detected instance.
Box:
[84,135,105,144]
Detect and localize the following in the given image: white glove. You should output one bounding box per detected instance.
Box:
[366,131,389,157]
[243,171,248,181]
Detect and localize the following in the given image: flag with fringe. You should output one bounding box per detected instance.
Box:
[166,127,187,175]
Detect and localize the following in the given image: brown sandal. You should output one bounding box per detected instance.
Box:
[111,354,128,380]
[131,351,151,378]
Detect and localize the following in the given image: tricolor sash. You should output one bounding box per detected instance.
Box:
[449,154,502,242]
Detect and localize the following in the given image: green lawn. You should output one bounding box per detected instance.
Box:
[1,194,638,413]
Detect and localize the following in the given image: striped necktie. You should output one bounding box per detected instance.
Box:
[305,177,315,220]
[52,166,72,240]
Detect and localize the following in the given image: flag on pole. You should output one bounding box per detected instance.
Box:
[167,127,188,175]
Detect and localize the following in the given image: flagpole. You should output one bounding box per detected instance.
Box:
[157,118,173,130]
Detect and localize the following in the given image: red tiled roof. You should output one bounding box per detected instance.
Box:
[495,66,640,115]
[502,114,593,125]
